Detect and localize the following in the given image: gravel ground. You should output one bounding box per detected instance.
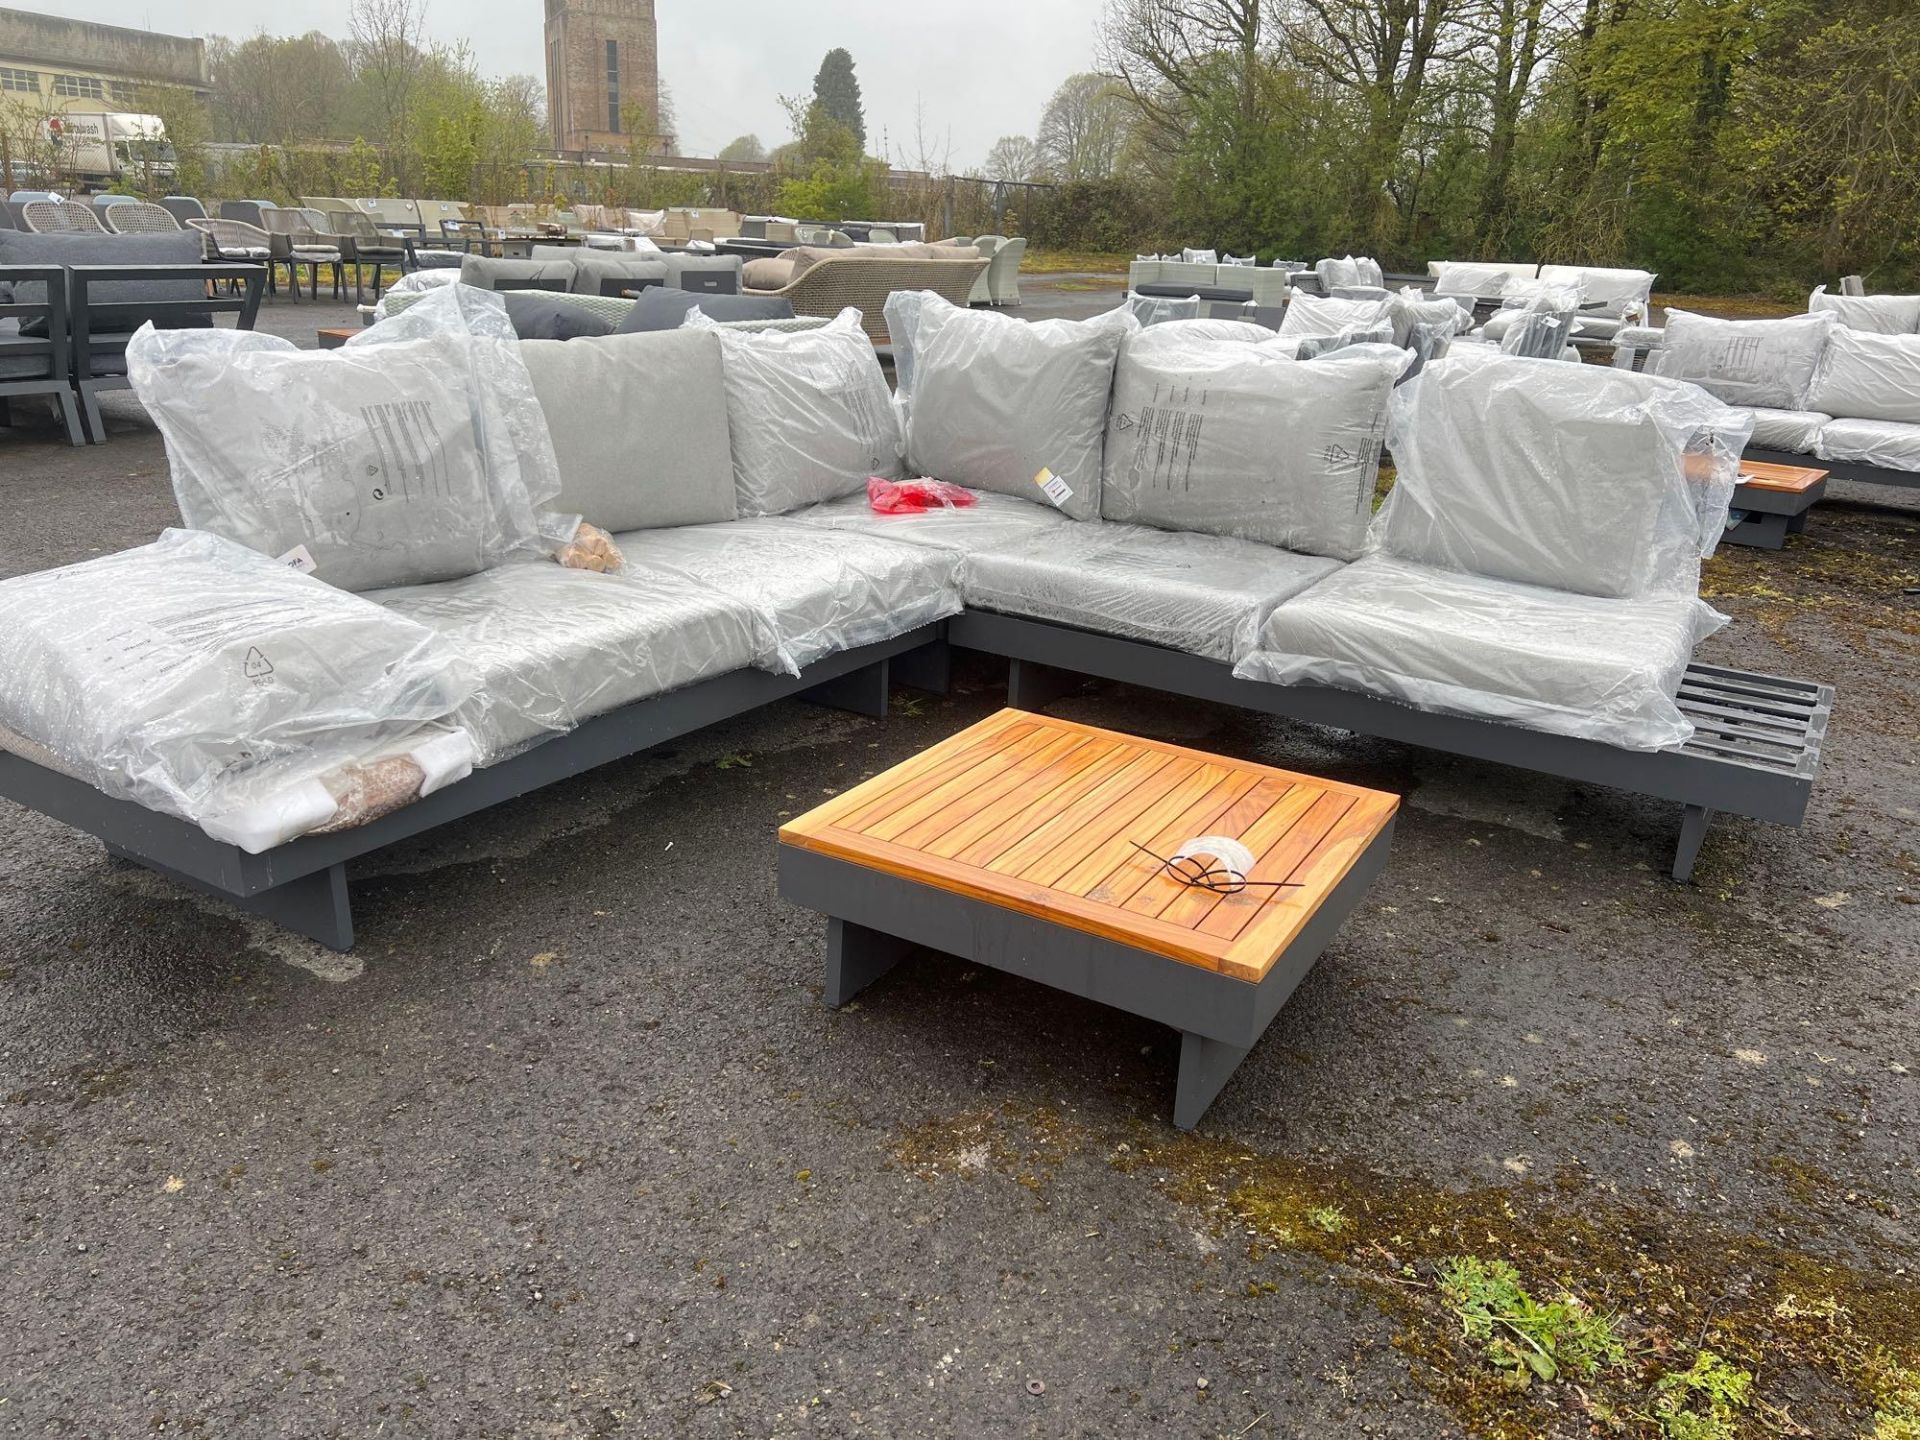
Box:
[0,275,1915,1438]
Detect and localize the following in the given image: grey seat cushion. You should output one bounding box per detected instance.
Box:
[1815,417,1920,473]
[0,228,210,336]
[1236,556,1722,751]
[784,487,1077,554]
[1737,406,1830,455]
[0,316,51,380]
[372,561,764,765]
[611,288,795,333]
[961,521,1342,662]
[608,518,963,676]
[518,329,737,533]
[501,291,617,341]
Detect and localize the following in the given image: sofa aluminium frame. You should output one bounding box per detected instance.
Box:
[0,609,1831,951]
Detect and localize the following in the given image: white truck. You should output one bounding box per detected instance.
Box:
[43,112,176,188]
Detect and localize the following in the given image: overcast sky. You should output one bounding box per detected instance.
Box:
[33,0,1109,170]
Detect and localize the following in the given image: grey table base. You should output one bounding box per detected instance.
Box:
[1725,473,1827,550]
[779,821,1394,1129]
[0,625,946,953]
[943,611,1831,884]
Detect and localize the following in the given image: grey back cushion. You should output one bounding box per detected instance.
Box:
[569,251,671,296]
[459,255,575,291]
[612,288,795,333]
[500,291,616,340]
[0,228,209,335]
[1807,287,1920,336]
[1804,326,1920,424]
[906,300,1133,521]
[518,329,737,532]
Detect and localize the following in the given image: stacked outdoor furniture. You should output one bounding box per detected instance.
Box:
[0,291,1831,949]
[1129,253,1294,312]
[1612,293,1920,498]
[1429,260,1655,347]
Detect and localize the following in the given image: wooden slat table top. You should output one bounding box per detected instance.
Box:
[779,709,1399,982]
[1738,460,1827,495]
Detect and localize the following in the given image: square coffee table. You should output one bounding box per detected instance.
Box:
[1728,461,1827,549]
[778,709,1398,1128]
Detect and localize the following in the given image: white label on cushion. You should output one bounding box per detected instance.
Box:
[277,544,318,574]
[1035,467,1074,508]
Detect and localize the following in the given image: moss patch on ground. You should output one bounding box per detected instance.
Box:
[1023,249,1131,276]
[893,1105,1917,1439]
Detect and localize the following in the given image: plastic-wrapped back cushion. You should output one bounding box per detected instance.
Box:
[1376,354,1749,600]
[784,487,1075,554]
[696,307,901,516]
[962,522,1341,662]
[1814,417,1920,473]
[1134,316,1275,346]
[1125,292,1203,327]
[904,294,1133,522]
[882,289,930,426]
[373,561,763,765]
[1656,309,1834,411]
[1807,286,1920,336]
[0,530,475,847]
[1316,255,1384,290]
[129,285,562,592]
[1279,291,1394,337]
[1102,341,1409,559]
[1234,556,1724,751]
[1181,248,1218,265]
[1390,291,1470,344]
[1738,406,1830,455]
[1804,326,1920,424]
[1537,265,1654,321]
[373,267,459,319]
[1434,262,1535,298]
[609,519,963,676]
[519,328,736,532]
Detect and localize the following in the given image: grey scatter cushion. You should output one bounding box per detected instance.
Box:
[459,255,575,291]
[519,329,737,532]
[1657,309,1834,410]
[906,297,1135,521]
[1102,340,1408,560]
[569,251,670,296]
[0,228,210,336]
[500,291,616,340]
[712,310,900,516]
[611,288,796,333]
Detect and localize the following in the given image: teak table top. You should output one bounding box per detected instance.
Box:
[779,709,1399,982]
[1738,460,1827,495]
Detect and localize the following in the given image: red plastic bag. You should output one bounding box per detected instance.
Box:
[867,476,977,515]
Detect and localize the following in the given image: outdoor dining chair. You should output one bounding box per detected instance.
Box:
[187,218,276,295]
[329,210,409,298]
[102,202,183,235]
[262,208,345,300]
[21,200,105,234]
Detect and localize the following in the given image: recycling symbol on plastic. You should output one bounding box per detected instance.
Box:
[243,647,275,680]
[1114,414,1137,432]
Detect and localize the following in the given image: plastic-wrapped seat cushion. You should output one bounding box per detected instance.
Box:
[1279,291,1395,338]
[961,522,1341,662]
[609,519,962,676]
[1125,292,1203,327]
[1814,418,1920,473]
[784,486,1074,554]
[519,327,736,532]
[129,285,563,592]
[1807,287,1920,336]
[1234,556,1726,751]
[1141,316,1275,345]
[1655,309,1835,411]
[1804,327,1920,424]
[1434,262,1535,298]
[903,293,1133,521]
[1375,354,1748,600]
[1538,265,1654,321]
[699,308,901,516]
[0,530,475,848]
[1737,406,1830,455]
[372,561,763,765]
[1102,339,1407,559]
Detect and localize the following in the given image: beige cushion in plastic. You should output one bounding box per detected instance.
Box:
[743,257,795,291]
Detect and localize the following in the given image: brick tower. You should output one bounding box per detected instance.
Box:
[543,0,660,153]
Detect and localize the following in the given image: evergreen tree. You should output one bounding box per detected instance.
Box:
[810,48,865,153]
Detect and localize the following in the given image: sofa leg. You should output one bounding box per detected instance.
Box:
[1007,657,1083,712]
[104,846,356,951]
[1174,1031,1250,1131]
[1672,804,1715,883]
[800,658,890,718]
[55,388,84,447]
[77,383,106,445]
[823,917,913,1007]
[891,639,950,696]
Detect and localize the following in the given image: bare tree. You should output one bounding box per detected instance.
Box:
[350,0,428,170]
[984,134,1042,181]
[1036,72,1132,180]
[1099,0,1273,180]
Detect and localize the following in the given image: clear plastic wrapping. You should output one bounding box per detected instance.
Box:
[1806,286,1920,336]
[1537,265,1654,323]
[1433,261,1535,298]
[785,487,1076,554]
[608,519,963,676]
[1738,406,1831,454]
[1377,353,1751,599]
[1805,326,1920,424]
[692,307,902,515]
[1315,255,1384,290]
[1655,309,1834,411]
[1234,556,1726,751]
[902,293,1134,522]
[1279,291,1395,338]
[0,530,476,848]
[1102,340,1409,559]
[128,285,567,592]
[1815,417,1920,472]
[1124,292,1203,327]
[372,561,764,765]
[961,521,1341,662]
